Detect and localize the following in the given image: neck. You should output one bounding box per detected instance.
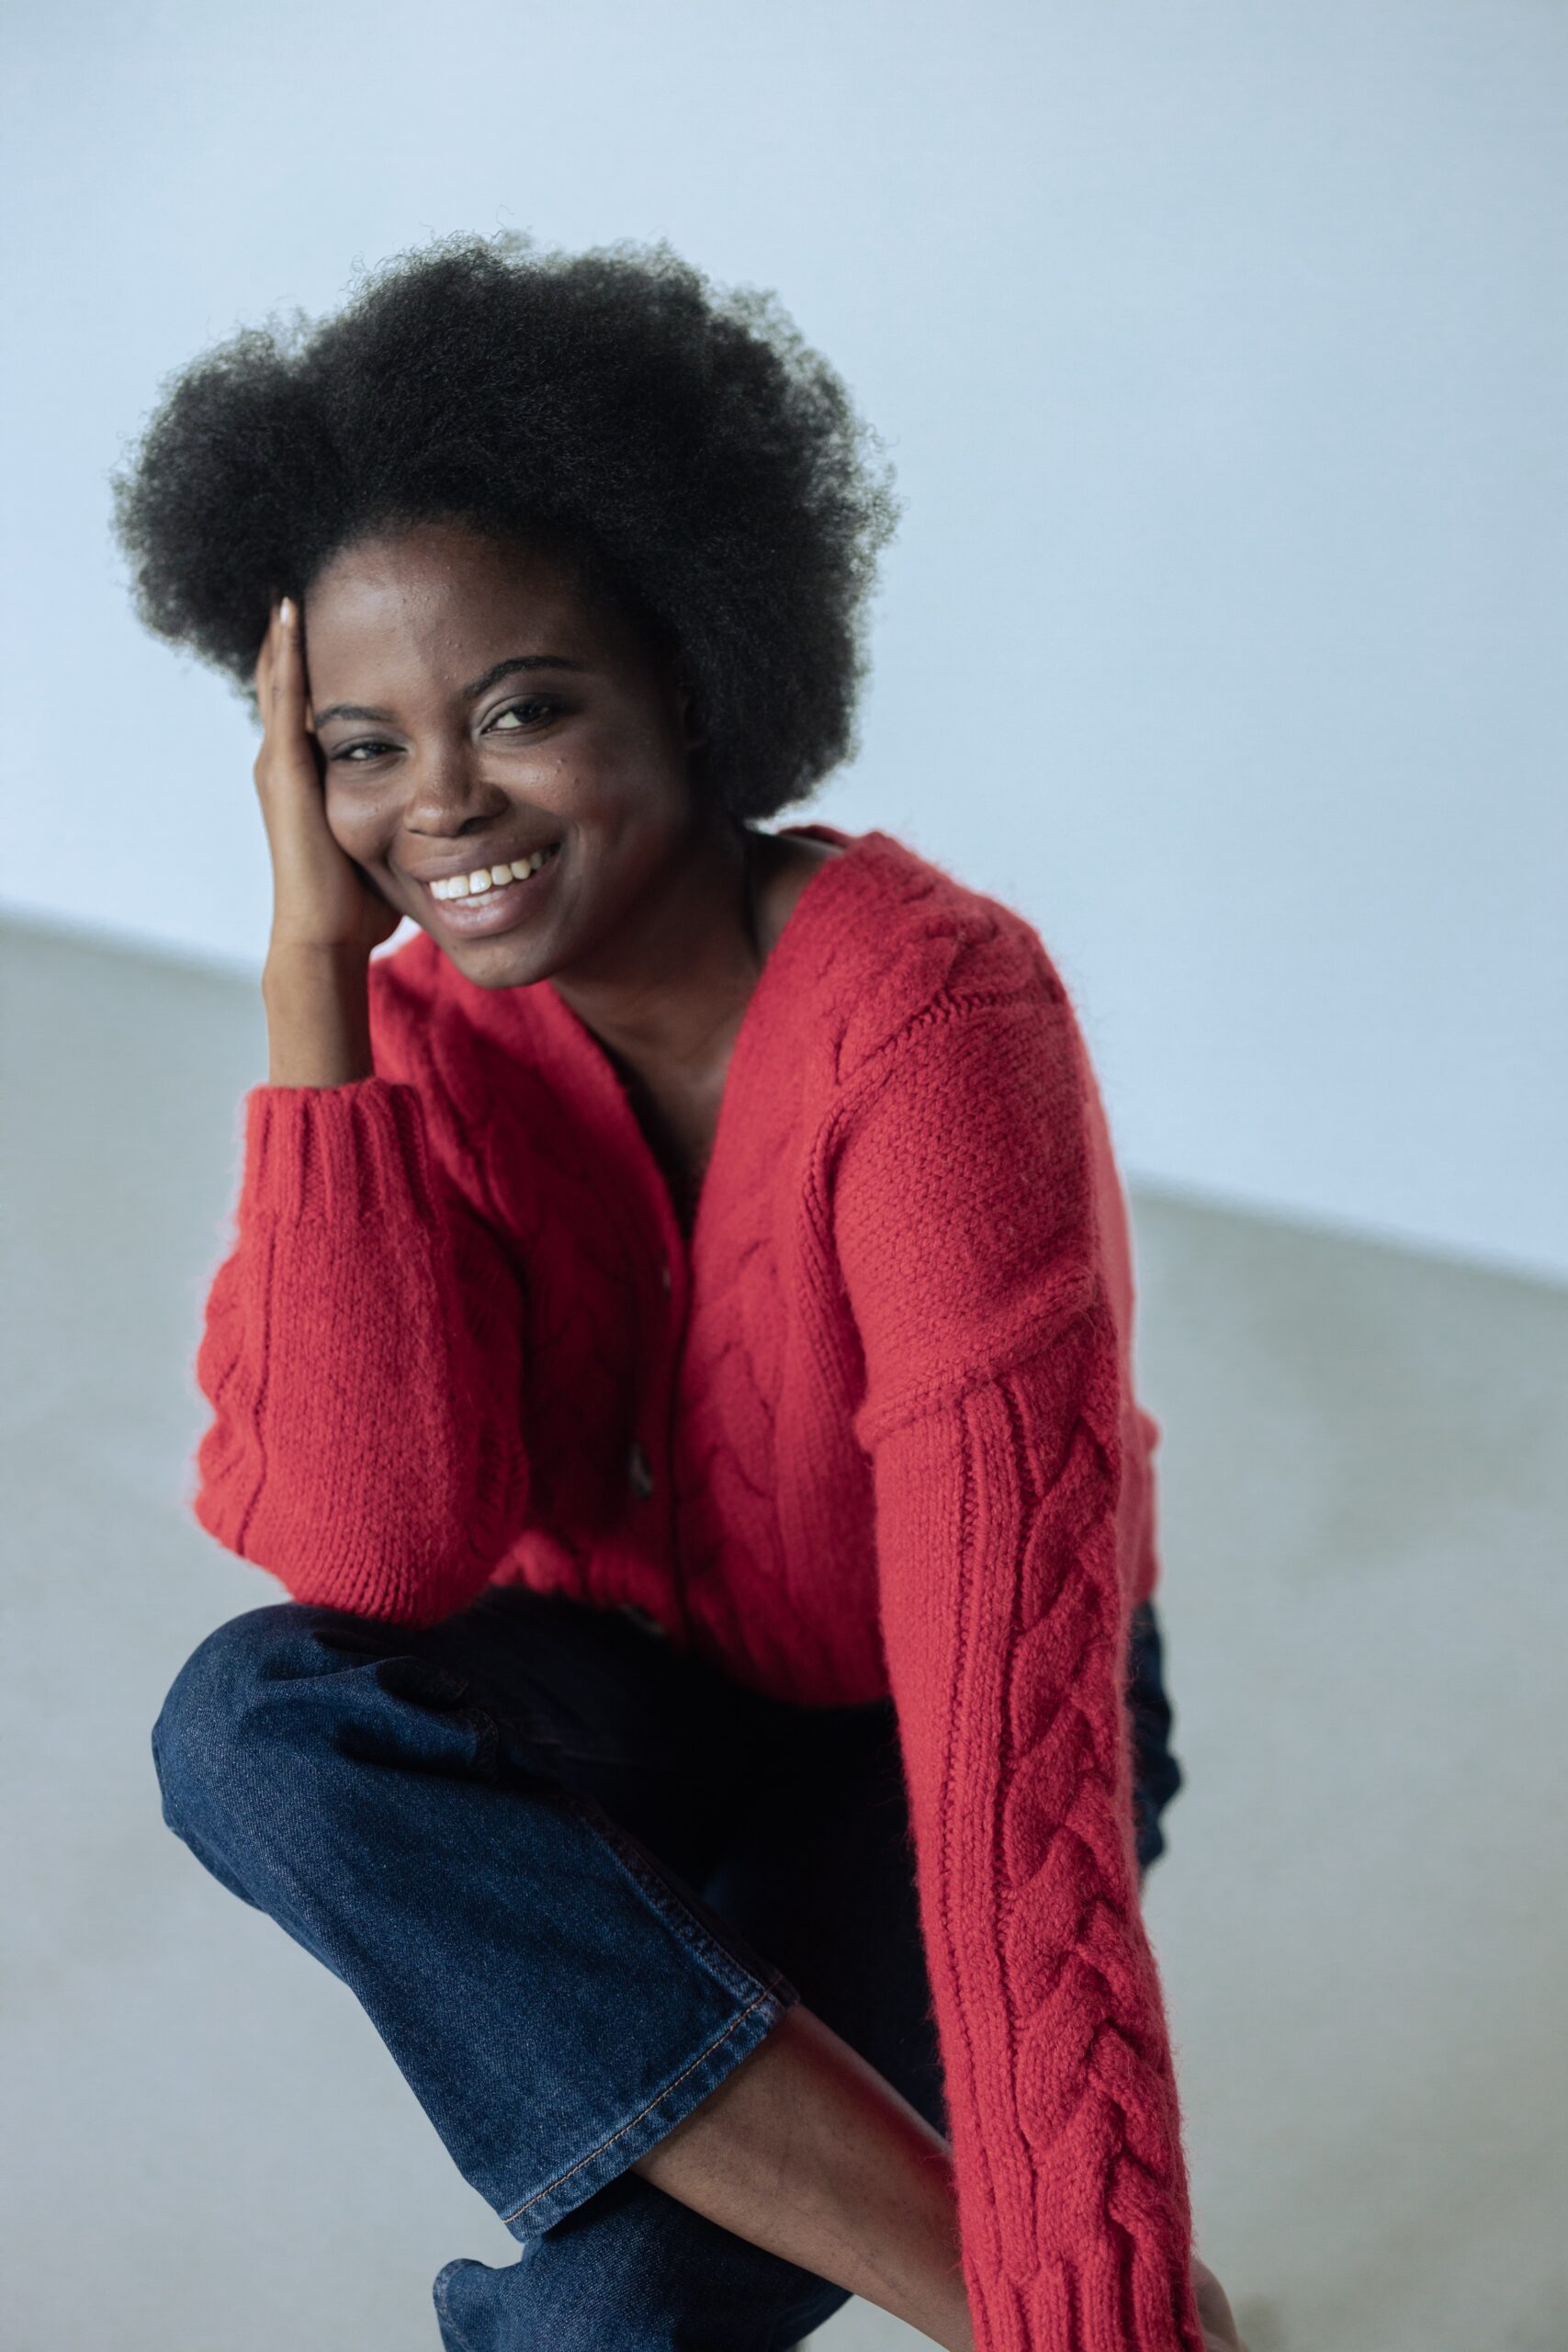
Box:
[547,813,771,1091]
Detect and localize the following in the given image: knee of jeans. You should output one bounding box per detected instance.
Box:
[150,1602,318,1835]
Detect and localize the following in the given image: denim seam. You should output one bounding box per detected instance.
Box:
[434,1690,774,1999]
[556,1788,780,2006]
[501,1978,789,2224]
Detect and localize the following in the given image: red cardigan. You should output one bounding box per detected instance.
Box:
[190,821,1205,2351]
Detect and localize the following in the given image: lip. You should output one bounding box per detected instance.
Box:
[415,842,562,938]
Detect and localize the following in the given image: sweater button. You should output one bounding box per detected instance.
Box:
[627,1440,654,1499]
[660,1256,672,1295]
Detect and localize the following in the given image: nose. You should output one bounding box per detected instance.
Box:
[400,739,513,839]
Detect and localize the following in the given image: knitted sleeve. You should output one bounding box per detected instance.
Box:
[189,1077,531,1626]
[831,985,1206,2352]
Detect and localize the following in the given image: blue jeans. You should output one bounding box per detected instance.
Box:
[151,1586,1184,2350]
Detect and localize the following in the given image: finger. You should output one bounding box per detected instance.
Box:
[272,597,305,718]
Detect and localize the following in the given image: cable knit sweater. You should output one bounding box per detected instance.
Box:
[189,820,1205,2351]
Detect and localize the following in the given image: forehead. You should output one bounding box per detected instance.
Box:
[301,518,666,707]
[306,522,590,650]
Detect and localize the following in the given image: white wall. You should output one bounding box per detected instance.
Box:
[3,0,1563,1282]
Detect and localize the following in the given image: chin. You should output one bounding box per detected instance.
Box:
[444,938,553,989]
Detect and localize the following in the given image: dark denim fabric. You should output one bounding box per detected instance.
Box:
[1126,1595,1186,1873]
[151,1585,1184,2350]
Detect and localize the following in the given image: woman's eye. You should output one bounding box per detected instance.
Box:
[329,701,558,763]
[488,699,558,731]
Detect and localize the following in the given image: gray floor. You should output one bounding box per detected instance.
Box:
[4,912,1565,2352]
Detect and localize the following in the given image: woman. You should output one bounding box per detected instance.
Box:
[114,232,1245,2352]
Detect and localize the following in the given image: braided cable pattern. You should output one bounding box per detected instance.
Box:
[829,963,1205,2351]
[867,1338,1204,2351]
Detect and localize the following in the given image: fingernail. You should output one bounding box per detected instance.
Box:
[278,596,293,626]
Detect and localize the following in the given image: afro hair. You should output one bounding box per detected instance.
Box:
[108,229,902,823]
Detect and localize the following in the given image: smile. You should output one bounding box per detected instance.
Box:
[425,843,561,900]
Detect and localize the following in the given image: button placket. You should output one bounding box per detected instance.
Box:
[629,1247,675,1506]
[626,1439,654,1500]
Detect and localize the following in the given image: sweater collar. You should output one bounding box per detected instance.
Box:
[527,820,885,1077]
[519,820,889,1267]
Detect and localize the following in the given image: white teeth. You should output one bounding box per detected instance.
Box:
[430,846,557,900]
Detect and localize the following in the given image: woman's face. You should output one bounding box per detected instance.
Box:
[301,517,707,989]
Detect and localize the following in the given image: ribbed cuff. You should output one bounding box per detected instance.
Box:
[239,1078,440,1226]
[964,2239,1207,2352]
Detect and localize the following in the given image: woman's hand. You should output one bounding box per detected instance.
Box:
[254,596,397,1083]
[1192,2252,1250,2351]
[253,596,401,957]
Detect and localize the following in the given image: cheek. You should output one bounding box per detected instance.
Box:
[322,775,391,854]
[581,754,696,849]
[568,707,693,802]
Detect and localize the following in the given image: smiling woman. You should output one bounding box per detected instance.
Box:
[293,520,712,990]
[112,232,1234,2352]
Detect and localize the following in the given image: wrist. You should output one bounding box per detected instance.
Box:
[263,934,373,975]
[262,941,375,1086]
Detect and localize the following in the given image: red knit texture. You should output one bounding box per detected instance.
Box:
[188,822,1204,2350]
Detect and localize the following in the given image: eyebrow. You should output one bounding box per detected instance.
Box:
[311,653,590,729]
